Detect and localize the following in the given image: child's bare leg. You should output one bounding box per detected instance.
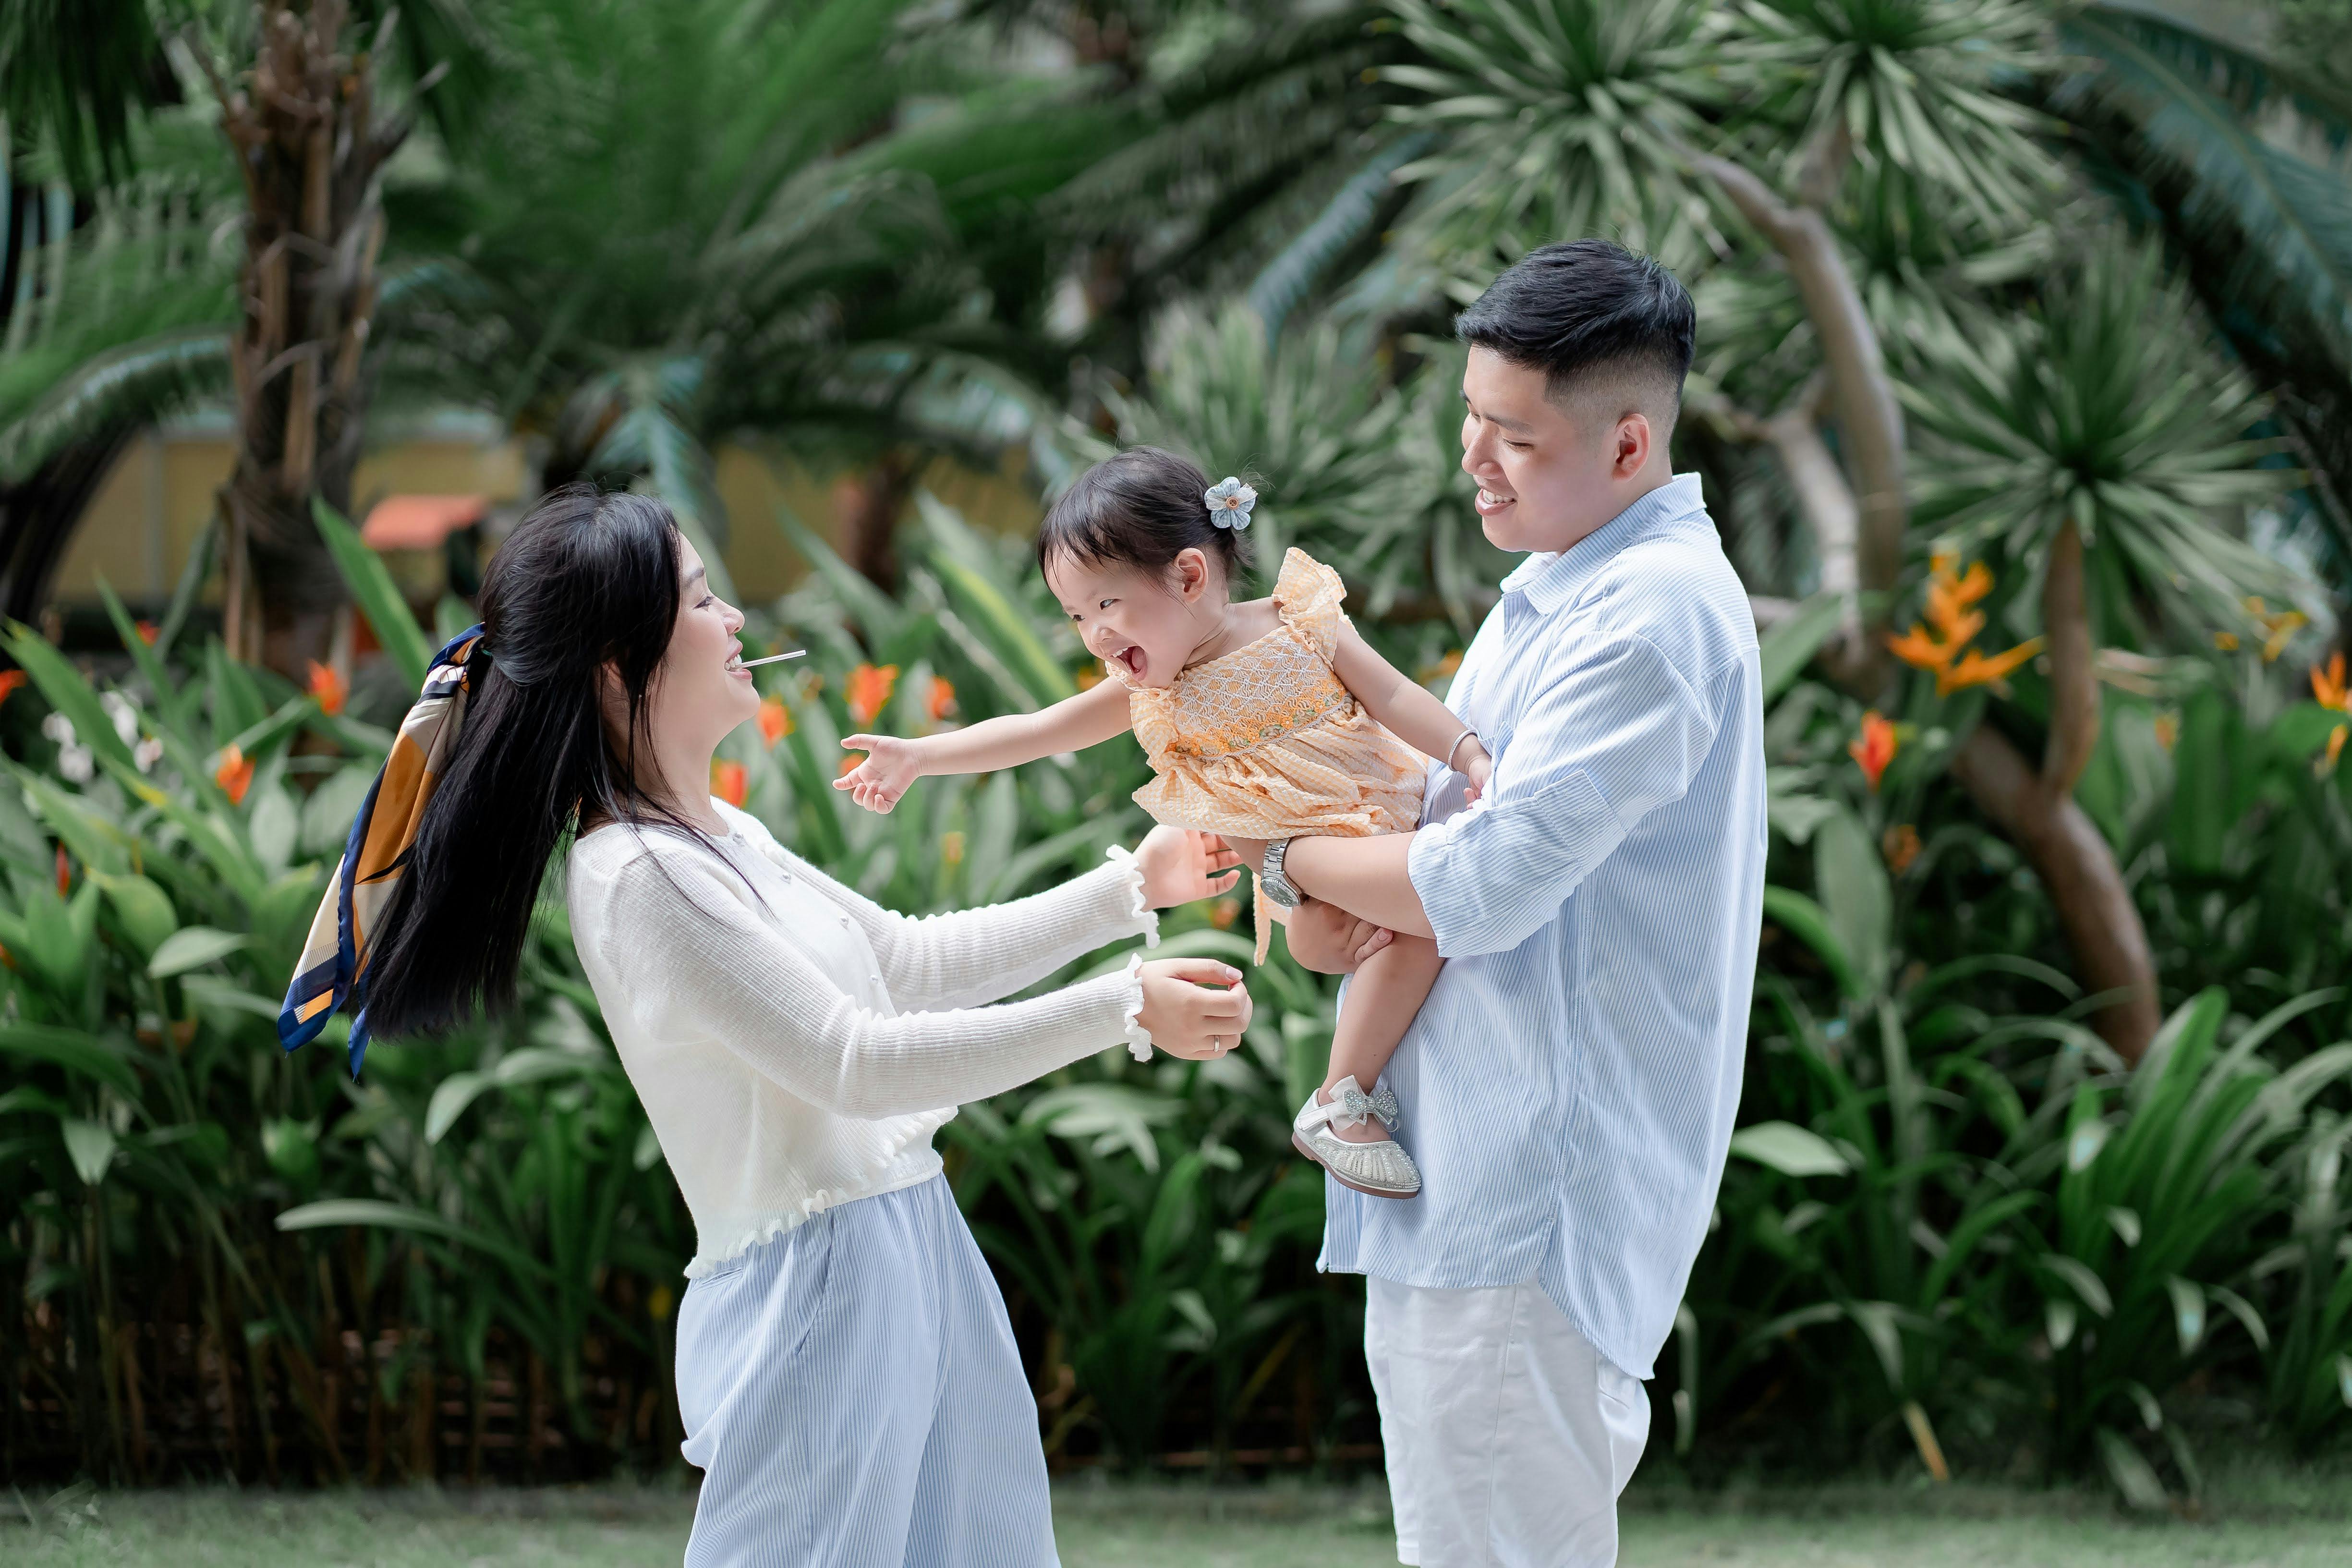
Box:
[1318,934,1443,1145]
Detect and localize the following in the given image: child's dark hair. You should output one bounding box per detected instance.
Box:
[1037,447,1255,581]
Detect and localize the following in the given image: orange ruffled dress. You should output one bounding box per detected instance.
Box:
[1110,548,1429,963]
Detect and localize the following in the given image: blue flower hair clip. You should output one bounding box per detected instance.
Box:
[1204,476,1257,531]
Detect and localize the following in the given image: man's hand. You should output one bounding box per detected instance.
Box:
[1282,897,1395,974]
[1132,826,1242,909]
[835,733,922,813]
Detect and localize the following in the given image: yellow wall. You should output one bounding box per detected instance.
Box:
[56,426,1044,611]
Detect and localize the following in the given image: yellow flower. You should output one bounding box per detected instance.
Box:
[2247,598,2309,664]
[2214,631,2241,652]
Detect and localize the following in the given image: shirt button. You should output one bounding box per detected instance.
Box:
[839,916,851,928]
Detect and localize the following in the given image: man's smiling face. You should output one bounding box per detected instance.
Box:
[1458,346,1653,556]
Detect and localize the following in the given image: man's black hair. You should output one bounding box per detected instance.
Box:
[1454,240,1696,419]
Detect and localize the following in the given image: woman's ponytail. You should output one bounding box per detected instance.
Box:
[357,485,700,1040]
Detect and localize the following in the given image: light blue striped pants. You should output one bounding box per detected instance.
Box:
[674,1175,1059,1567]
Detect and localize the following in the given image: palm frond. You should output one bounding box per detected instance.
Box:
[2052,8,2352,365]
[0,327,230,482]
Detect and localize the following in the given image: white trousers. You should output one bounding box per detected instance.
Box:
[1365,1276,1650,1568]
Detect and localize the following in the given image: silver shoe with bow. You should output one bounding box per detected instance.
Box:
[1291,1075,1421,1199]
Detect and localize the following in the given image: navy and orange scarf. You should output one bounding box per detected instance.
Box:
[280,626,485,1076]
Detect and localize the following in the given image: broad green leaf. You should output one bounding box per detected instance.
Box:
[0,621,140,774]
[0,1024,139,1096]
[61,1118,118,1185]
[299,766,376,860]
[2097,1428,2170,1511]
[424,1072,490,1145]
[1760,886,1863,998]
[148,926,248,978]
[1729,1120,1852,1179]
[95,872,177,960]
[1813,807,1891,995]
[313,498,433,688]
[274,1198,553,1281]
[1758,592,1848,702]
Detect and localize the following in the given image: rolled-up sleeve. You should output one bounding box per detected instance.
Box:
[1408,633,1717,959]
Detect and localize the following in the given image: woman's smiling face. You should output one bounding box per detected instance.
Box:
[1043,547,1218,689]
[656,536,760,741]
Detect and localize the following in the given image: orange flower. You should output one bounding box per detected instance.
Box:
[1882,824,1922,875]
[2323,724,2348,778]
[2213,631,2240,652]
[1886,553,2038,695]
[134,620,159,645]
[711,759,749,808]
[1849,711,1898,791]
[941,830,965,866]
[2315,653,2348,713]
[846,663,898,727]
[55,844,70,897]
[837,754,862,779]
[1941,637,2044,697]
[2153,710,2179,752]
[1076,668,1103,691]
[757,694,792,749]
[926,676,957,724]
[0,669,26,707]
[306,661,347,716]
[1418,649,1467,684]
[1208,897,1240,931]
[213,745,253,805]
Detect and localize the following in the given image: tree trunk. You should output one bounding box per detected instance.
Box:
[196,3,417,674]
[1951,725,2161,1054]
[833,449,911,591]
[1699,144,2160,1063]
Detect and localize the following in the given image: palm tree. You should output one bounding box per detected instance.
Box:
[382,0,1121,593]
[0,0,453,674]
[2045,2,2352,583]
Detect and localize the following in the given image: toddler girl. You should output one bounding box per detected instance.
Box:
[835,447,1490,1200]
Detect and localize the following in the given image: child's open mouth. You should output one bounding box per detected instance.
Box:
[1113,644,1147,680]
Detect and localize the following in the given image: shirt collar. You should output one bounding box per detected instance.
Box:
[1496,473,1709,615]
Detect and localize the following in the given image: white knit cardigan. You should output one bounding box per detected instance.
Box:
[567,798,1157,1277]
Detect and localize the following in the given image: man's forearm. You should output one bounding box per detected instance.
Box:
[1284,833,1434,939]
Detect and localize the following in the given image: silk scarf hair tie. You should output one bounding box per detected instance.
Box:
[280,624,486,1077]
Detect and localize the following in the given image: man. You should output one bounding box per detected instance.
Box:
[1227,240,1766,1566]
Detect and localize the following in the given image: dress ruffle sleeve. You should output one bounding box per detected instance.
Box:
[1272,548,1347,666]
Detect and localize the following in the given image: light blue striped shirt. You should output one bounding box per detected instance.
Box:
[1319,472,1766,1380]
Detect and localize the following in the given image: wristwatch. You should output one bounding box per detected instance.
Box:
[1258,838,1301,909]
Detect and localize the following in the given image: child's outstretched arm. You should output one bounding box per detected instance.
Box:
[1330,623,1493,797]
[836,677,1135,814]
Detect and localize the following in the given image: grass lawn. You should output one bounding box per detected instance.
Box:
[5,1463,2349,1567]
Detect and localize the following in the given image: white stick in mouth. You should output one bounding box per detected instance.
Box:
[736,651,807,667]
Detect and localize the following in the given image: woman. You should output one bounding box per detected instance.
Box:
[348,484,1251,1564]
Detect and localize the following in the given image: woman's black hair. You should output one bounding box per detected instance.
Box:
[360,482,728,1040]
[1036,446,1255,583]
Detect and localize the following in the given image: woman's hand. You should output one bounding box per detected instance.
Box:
[1132,825,1242,908]
[1136,958,1253,1059]
[834,733,922,814]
